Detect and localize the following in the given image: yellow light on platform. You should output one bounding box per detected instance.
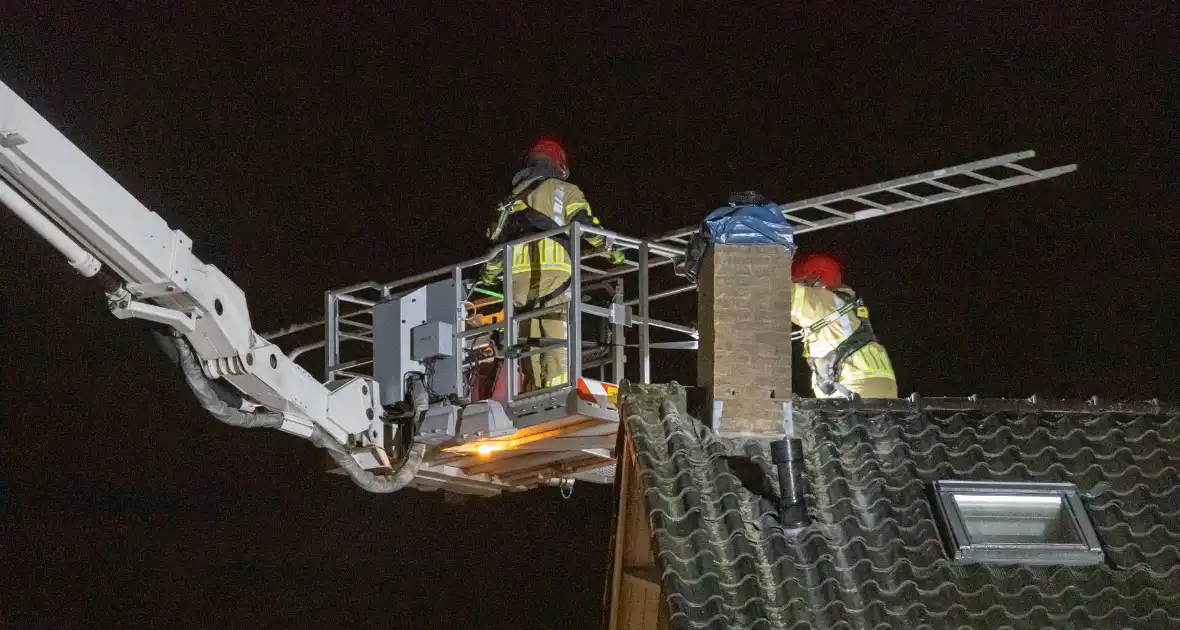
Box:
[476,443,503,456]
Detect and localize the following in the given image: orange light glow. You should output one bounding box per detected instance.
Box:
[476,443,502,456]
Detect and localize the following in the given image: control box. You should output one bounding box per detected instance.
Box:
[372,278,462,407]
[412,321,453,362]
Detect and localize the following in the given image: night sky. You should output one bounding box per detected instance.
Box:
[1,4,1176,628]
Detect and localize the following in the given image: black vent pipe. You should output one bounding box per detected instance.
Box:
[770,438,809,528]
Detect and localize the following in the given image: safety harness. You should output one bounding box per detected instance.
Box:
[487,176,554,243]
[799,288,880,400]
[487,176,577,308]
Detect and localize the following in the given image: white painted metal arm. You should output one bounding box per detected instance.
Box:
[0,176,101,276]
[0,79,405,488]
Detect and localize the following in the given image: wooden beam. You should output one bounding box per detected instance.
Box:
[623,567,662,589]
[607,438,634,630]
[607,434,666,630]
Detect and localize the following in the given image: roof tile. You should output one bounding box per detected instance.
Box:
[621,383,1180,629]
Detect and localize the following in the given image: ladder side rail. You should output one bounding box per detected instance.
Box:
[790,163,1077,236]
[651,151,1077,243]
[776,150,1036,212]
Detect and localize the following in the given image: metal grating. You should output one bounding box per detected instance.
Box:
[570,463,617,484]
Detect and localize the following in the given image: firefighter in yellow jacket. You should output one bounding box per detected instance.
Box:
[480,138,624,391]
[791,253,898,400]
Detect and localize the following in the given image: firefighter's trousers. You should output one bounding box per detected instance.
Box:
[511,268,570,391]
[812,375,899,400]
[845,377,899,399]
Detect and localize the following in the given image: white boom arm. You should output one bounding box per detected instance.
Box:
[0,79,414,490]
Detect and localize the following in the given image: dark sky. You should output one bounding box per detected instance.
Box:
[1,3,1176,628]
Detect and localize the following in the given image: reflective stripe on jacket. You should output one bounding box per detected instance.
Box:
[483,178,606,279]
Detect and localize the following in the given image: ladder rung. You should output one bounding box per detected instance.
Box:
[928,180,962,193]
[1005,163,1040,176]
[783,213,819,227]
[850,196,890,210]
[813,203,853,218]
[965,171,1000,184]
[782,150,1035,209]
[889,187,926,201]
[804,216,852,231]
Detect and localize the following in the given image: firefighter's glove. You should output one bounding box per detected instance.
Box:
[479,270,501,287]
[609,249,627,266]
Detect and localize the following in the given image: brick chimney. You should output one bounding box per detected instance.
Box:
[697,243,793,438]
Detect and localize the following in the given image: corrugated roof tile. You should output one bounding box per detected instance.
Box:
[620,383,1180,629]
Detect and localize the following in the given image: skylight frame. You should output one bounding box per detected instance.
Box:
[932,480,1105,566]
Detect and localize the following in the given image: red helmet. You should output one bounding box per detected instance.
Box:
[792,253,843,288]
[528,137,569,178]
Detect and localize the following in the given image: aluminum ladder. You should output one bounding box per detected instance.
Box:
[652,150,1077,245]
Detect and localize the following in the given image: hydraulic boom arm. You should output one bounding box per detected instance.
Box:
[0,79,419,492]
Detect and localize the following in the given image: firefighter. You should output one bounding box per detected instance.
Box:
[479,138,624,391]
[791,253,898,400]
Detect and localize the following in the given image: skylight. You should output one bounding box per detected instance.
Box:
[932,480,1105,566]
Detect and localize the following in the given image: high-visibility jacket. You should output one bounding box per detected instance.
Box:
[791,283,896,389]
[482,176,606,282]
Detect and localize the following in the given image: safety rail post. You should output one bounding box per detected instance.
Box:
[612,279,625,384]
[568,222,582,387]
[503,244,516,406]
[452,265,465,400]
[638,242,651,384]
[324,290,339,383]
